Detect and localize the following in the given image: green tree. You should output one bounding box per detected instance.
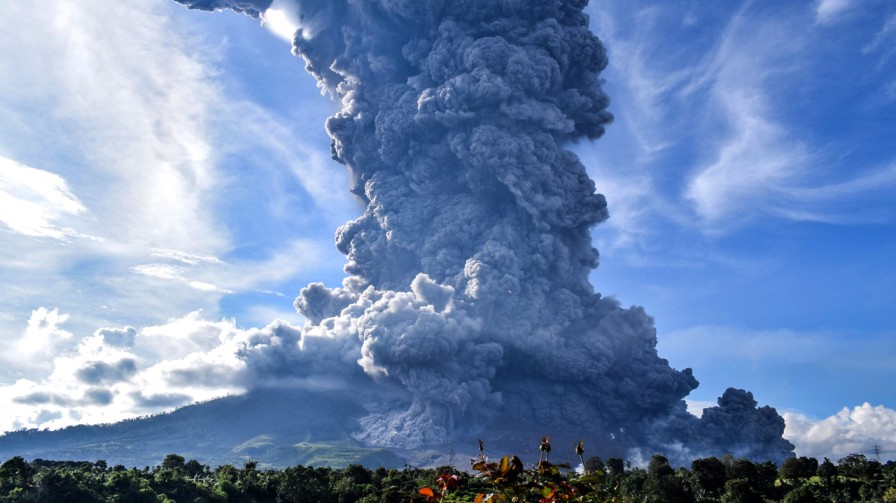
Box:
[34,469,103,503]
[781,456,819,483]
[620,467,647,500]
[606,457,625,479]
[160,454,185,472]
[783,484,819,503]
[882,486,896,503]
[103,469,159,503]
[721,478,758,503]
[584,456,605,474]
[727,458,756,483]
[183,459,207,479]
[691,456,726,500]
[0,457,34,494]
[838,454,873,481]
[275,465,334,503]
[645,455,694,503]
[817,457,837,486]
[152,464,205,502]
[754,461,781,501]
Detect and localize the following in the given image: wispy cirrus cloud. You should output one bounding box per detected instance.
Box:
[0,0,227,253]
[579,4,702,250]
[584,1,896,243]
[815,0,860,24]
[0,0,234,338]
[0,0,348,340]
[679,8,814,229]
[131,239,328,295]
[684,6,896,230]
[863,12,896,54]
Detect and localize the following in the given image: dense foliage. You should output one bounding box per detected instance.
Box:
[1,449,895,502]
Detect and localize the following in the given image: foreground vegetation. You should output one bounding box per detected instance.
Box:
[1,446,895,502]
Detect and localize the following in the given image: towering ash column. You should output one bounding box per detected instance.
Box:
[175,0,794,463]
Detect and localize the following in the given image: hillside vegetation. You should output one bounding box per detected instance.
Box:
[1,446,894,502]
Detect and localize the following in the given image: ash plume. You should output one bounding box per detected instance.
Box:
[174,0,794,463]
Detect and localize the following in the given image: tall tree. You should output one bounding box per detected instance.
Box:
[691,456,726,500]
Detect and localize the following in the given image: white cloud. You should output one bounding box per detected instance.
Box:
[0,0,229,253]
[584,167,657,251]
[29,310,896,457]
[685,399,715,418]
[0,157,87,239]
[136,310,240,360]
[0,0,236,338]
[0,307,364,433]
[133,263,188,281]
[671,325,896,461]
[0,312,276,432]
[679,12,813,228]
[587,6,692,157]
[815,0,859,24]
[680,8,896,230]
[2,308,75,374]
[684,93,810,225]
[132,262,232,292]
[785,403,896,460]
[132,239,327,294]
[242,304,303,326]
[583,2,896,241]
[206,239,327,291]
[220,101,356,222]
[578,5,704,249]
[0,0,350,343]
[863,13,896,103]
[151,248,224,265]
[777,163,896,223]
[261,0,301,42]
[863,13,896,54]
[582,4,818,241]
[188,281,221,292]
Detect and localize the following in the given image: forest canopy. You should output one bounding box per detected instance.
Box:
[1,449,894,502]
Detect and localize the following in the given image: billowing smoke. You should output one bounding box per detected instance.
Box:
[174,0,794,463]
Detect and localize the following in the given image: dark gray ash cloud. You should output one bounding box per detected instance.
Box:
[173,0,794,463]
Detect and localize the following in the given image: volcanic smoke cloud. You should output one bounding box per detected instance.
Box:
[175,0,795,463]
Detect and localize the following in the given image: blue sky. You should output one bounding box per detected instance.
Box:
[0,0,894,460]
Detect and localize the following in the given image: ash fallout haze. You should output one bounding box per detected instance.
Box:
[0,0,895,464]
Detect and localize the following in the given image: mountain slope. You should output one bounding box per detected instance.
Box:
[0,388,405,468]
